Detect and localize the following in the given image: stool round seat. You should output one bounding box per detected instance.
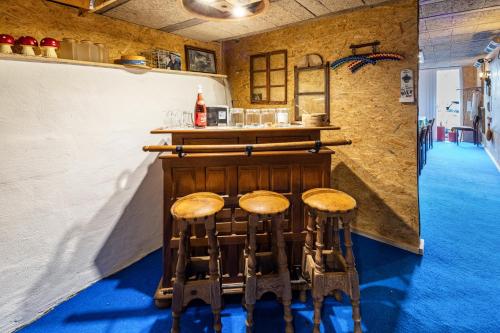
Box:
[171,192,224,220]
[302,188,356,213]
[239,190,290,215]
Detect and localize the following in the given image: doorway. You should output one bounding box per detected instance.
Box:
[436,68,461,132]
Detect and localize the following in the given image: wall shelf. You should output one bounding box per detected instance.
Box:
[0,53,227,79]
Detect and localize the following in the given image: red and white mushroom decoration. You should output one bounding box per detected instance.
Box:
[40,37,60,58]
[17,36,38,56]
[0,34,15,54]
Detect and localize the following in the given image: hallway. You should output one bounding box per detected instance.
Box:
[18,142,500,333]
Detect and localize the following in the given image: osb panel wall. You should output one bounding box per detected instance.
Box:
[224,0,420,251]
[0,0,222,73]
[462,66,479,129]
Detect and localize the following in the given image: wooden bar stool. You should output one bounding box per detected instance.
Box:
[302,188,362,333]
[170,192,225,333]
[239,190,294,333]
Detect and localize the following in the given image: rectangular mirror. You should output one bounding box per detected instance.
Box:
[294,63,330,122]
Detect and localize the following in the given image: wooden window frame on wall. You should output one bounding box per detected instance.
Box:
[294,62,330,122]
[250,50,287,104]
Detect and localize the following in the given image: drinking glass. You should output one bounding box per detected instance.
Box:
[230,108,245,127]
[260,108,275,127]
[182,111,194,128]
[276,108,290,127]
[245,109,261,127]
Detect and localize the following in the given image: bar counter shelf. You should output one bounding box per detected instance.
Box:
[148,125,347,308]
[151,125,340,133]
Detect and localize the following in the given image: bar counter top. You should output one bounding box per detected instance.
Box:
[150,125,340,134]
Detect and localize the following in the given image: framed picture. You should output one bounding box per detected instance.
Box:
[185,46,217,74]
[166,52,182,70]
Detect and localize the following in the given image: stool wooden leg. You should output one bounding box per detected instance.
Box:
[312,212,326,333]
[283,300,293,333]
[206,216,222,333]
[302,208,316,282]
[212,310,221,333]
[245,214,258,333]
[326,217,335,271]
[171,220,188,333]
[304,208,316,257]
[245,304,254,333]
[342,215,362,333]
[332,217,341,254]
[273,213,293,333]
[313,295,323,333]
[331,217,343,302]
[315,213,325,274]
[171,312,181,333]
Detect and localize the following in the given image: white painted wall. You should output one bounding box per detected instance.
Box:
[0,59,228,332]
[484,48,500,170]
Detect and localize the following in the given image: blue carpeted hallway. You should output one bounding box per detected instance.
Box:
[18,142,500,333]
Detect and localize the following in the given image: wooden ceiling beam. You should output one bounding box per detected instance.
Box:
[47,0,129,15]
[89,0,127,13]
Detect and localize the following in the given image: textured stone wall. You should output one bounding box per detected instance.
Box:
[0,0,222,73]
[224,0,420,251]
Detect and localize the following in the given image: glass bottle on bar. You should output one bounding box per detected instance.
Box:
[194,85,207,128]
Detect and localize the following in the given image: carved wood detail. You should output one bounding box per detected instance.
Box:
[155,128,333,308]
[302,206,362,333]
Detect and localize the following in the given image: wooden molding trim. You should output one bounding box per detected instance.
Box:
[351,227,424,255]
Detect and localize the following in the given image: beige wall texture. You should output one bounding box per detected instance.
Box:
[0,0,223,73]
[224,0,421,251]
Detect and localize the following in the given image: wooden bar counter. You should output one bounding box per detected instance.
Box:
[151,125,340,307]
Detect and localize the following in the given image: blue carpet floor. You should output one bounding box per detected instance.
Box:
[19,142,500,333]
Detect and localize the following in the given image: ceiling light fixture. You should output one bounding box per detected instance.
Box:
[232,5,247,18]
[181,0,269,21]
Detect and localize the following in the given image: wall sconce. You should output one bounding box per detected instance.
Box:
[418,50,424,64]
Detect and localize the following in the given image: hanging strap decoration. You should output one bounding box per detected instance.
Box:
[348,53,404,73]
[330,40,404,74]
[330,55,376,70]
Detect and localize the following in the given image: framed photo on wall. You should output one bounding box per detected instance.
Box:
[185,46,217,74]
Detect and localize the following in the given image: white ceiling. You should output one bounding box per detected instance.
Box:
[419,0,500,68]
[99,0,389,41]
[97,0,500,67]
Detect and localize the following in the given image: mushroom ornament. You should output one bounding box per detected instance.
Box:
[0,34,15,54]
[17,36,38,56]
[40,37,60,58]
